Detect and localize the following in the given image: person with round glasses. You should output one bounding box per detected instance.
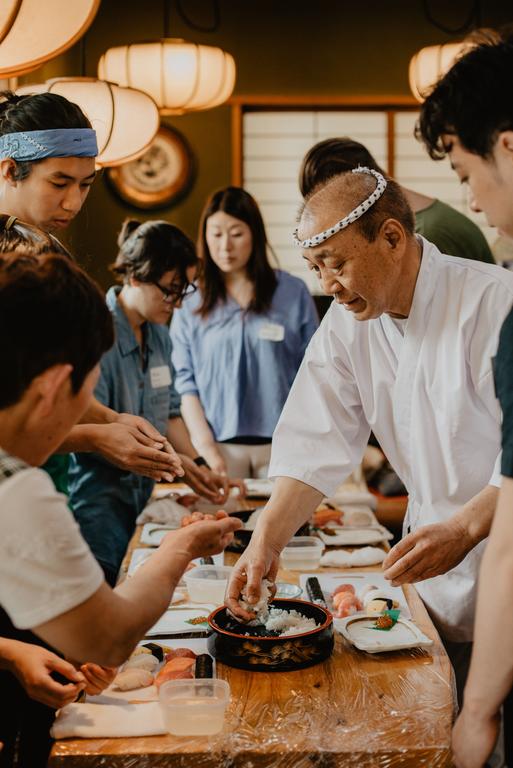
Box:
[68,218,234,586]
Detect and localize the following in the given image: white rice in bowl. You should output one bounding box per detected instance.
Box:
[263,608,319,637]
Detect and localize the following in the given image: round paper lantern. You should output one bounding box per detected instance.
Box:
[17,77,160,167]
[98,38,236,115]
[0,0,100,78]
[409,42,471,102]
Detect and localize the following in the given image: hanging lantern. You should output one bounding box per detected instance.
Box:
[98,39,236,115]
[16,77,160,167]
[0,0,100,78]
[408,42,473,102]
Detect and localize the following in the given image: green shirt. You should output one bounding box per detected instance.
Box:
[415,199,495,264]
[495,306,513,477]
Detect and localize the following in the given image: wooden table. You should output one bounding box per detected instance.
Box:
[50,498,455,767]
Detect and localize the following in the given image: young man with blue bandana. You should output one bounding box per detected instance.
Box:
[0,91,184,488]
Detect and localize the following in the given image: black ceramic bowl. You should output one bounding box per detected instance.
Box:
[207,598,334,672]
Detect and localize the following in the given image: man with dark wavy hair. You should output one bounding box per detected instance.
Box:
[418,40,513,768]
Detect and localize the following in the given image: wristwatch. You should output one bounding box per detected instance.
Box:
[193,455,210,469]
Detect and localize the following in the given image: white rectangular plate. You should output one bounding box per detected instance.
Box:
[86,637,214,703]
[299,572,411,619]
[145,605,217,637]
[317,525,393,546]
[336,614,433,653]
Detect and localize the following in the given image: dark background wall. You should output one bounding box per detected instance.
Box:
[19,0,513,288]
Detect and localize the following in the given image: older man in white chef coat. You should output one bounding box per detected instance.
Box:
[226,166,513,697]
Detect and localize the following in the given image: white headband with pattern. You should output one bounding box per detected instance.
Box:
[293,166,388,248]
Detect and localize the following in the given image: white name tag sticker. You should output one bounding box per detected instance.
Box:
[258,322,285,342]
[150,365,172,388]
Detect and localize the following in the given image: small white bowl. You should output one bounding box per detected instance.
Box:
[159,678,230,736]
[280,536,324,570]
[183,565,233,604]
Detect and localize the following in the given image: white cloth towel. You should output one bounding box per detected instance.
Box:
[320,546,386,567]
[51,699,166,739]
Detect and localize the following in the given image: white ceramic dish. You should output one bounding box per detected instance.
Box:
[317,525,393,547]
[336,613,433,653]
[298,572,411,619]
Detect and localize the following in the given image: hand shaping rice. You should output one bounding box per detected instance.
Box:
[239,578,273,622]
[263,608,319,636]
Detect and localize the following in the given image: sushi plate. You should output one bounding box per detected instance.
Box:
[299,572,411,619]
[86,638,214,704]
[317,525,393,547]
[337,614,433,653]
[243,478,274,498]
[145,604,217,637]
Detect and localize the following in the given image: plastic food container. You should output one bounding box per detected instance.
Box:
[183,565,233,604]
[158,678,230,736]
[280,537,324,570]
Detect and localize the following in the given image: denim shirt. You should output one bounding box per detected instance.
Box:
[170,270,318,441]
[68,286,181,578]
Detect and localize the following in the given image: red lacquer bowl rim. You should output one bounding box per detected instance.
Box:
[208,598,333,641]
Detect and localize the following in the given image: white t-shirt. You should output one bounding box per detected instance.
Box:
[0,465,104,629]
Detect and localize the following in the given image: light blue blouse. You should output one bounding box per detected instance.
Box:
[170,270,318,441]
[68,286,182,579]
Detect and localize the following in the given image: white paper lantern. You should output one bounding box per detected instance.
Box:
[0,0,100,78]
[98,38,236,115]
[17,78,160,167]
[409,42,471,102]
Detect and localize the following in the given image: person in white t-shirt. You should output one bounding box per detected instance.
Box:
[0,223,240,766]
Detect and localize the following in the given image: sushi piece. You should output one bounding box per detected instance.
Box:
[195,654,214,679]
[313,507,344,527]
[124,654,159,672]
[334,593,363,618]
[155,657,196,687]
[306,577,327,607]
[360,584,380,601]
[165,648,197,662]
[366,598,396,613]
[332,584,355,597]
[142,642,169,662]
[362,588,388,607]
[114,668,154,691]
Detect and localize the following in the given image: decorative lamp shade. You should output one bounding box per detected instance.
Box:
[98,39,236,115]
[409,42,471,102]
[0,0,100,78]
[16,78,160,167]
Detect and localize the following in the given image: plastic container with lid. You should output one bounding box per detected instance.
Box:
[280,536,324,570]
[158,678,230,736]
[183,564,233,604]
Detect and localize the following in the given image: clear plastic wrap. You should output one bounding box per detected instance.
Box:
[50,585,455,768]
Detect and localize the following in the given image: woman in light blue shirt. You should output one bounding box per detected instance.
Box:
[171,187,319,478]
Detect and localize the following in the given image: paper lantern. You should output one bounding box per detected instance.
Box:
[408,42,471,102]
[0,0,100,78]
[98,38,236,115]
[17,77,160,167]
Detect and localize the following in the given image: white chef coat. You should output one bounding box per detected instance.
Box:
[269,237,513,641]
